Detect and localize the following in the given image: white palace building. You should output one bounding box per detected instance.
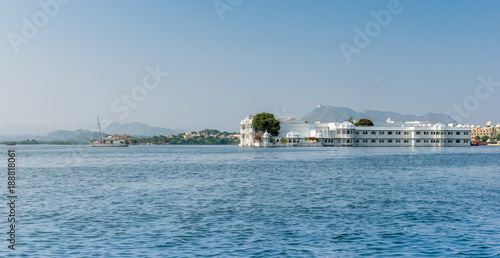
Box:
[239,115,471,147]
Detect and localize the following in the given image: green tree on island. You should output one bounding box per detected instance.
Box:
[354,118,374,127]
[252,112,281,136]
[481,135,489,143]
[497,134,500,141]
[474,136,481,141]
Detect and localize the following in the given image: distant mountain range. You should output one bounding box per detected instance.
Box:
[0,122,183,143]
[44,129,101,142]
[0,107,458,143]
[103,122,182,138]
[0,129,100,143]
[302,105,457,124]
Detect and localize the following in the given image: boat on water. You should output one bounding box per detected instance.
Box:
[5,142,16,146]
[88,136,129,147]
[88,117,129,147]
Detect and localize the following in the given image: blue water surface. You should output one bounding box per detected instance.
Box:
[1,145,499,257]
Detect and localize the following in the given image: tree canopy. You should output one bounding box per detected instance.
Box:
[131,130,239,145]
[354,118,374,126]
[481,135,490,143]
[252,112,281,136]
[199,129,221,135]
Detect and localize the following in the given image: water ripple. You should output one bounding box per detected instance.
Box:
[2,145,499,257]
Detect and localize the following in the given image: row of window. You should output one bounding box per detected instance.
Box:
[358,139,468,144]
[337,130,354,134]
[273,138,470,144]
[361,131,409,135]
[360,139,410,143]
[272,139,300,143]
[424,131,469,135]
[357,131,469,136]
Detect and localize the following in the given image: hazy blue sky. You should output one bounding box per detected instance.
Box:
[1,0,499,133]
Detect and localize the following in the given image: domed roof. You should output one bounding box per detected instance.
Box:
[262,131,270,138]
[240,115,253,124]
[487,121,493,126]
[339,121,355,129]
[286,131,301,138]
[433,123,446,129]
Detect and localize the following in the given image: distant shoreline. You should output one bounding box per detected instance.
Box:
[1,143,239,146]
[0,129,240,146]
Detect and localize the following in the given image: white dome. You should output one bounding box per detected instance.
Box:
[262,131,270,138]
[496,124,500,128]
[340,121,355,128]
[240,115,253,124]
[487,121,493,126]
[286,131,300,138]
[433,123,446,129]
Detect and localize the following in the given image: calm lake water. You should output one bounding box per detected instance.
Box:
[2,145,499,257]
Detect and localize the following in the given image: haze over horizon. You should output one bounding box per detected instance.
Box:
[1,0,499,135]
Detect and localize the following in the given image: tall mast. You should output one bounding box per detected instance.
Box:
[97,116,102,141]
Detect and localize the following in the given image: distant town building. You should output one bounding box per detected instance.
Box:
[470,121,499,140]
[239,115,471,147]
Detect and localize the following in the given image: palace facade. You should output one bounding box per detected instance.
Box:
[239,115,471,147]
[470,121,500,140]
